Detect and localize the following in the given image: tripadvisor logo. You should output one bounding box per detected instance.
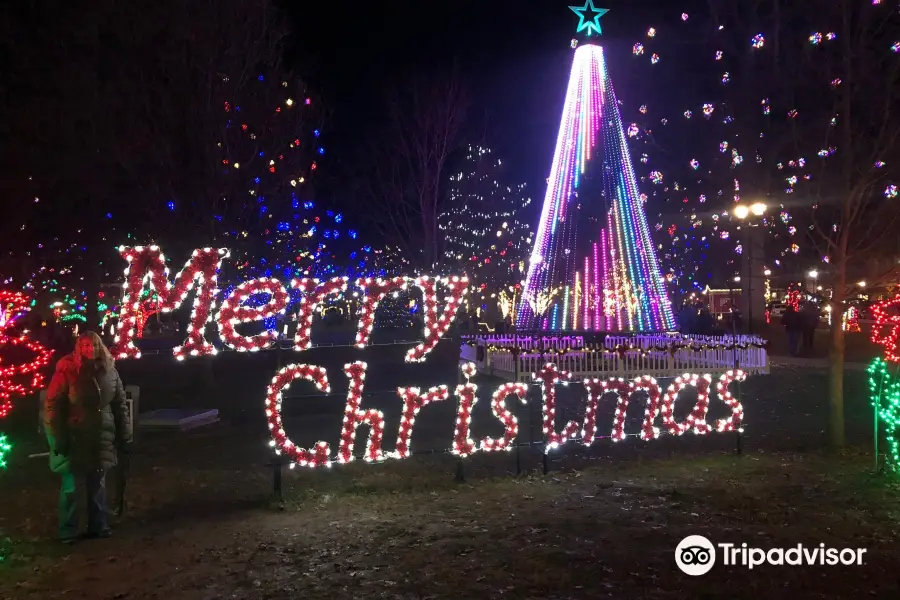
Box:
[675,535,867,575]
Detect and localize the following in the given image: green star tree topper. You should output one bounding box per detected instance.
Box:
[569,0,609,37]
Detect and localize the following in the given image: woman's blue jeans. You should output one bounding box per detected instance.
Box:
[58,470,108,539]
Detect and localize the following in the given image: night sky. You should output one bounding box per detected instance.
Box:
[287,0,705,193]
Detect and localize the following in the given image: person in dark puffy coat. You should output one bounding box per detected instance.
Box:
[44,331,132,543]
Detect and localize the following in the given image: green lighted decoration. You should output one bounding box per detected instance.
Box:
[569,0,609,37]
[869,357,900,474]
[0,433,11,469]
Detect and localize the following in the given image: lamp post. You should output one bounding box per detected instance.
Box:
[733,202,768,333]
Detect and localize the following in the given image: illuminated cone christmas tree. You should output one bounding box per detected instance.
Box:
[517,3,675,332]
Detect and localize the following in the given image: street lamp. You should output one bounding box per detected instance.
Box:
[732,202,768,220]
[808,270,818,279]
[731,202,769,334]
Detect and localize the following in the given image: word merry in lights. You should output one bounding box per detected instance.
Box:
[111,246,467,362]
[266,361,746,469]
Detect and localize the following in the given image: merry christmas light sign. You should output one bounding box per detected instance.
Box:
[112,246,746,468]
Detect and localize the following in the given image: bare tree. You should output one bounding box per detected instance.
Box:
[789,0,900,448]
[0,0,317,328]
[704,0,900,447]
[1,0,300,243]
[360,69,469,270]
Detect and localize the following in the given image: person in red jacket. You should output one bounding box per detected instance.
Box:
[43,331,132,543]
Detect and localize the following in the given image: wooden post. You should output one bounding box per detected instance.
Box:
[273,459,284,505]
[514,338,522,476]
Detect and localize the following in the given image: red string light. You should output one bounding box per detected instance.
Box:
[291,277,349,351]
[266,363,332,468]
[337,361,385,463]
[715,370,747,432]
[480,382,528,452]
[113,246,228,360]
[872,293,900,363]
[394,384,449,459]
[216,277,289,351]
[452,362,479,457]
[405,275,468,363]
[535,363,578,451]
[263,364,745,469]
[662,373,713,435]
[354,277,409,348]
[0,291,53,417]
[584,376,663,442]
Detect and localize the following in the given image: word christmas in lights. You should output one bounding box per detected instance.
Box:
[266,361,746,469]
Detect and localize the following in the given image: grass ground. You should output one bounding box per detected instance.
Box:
[1,451,898,599]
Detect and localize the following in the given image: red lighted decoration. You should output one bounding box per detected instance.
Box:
[109,245,468,360]
[480,382,528,452]
[583,376,663,442]
[872,293,900,363]
[217,278,290,351]
[0,291,53,417]
[394,384,450,459]
[714,370,747,432]
[265,361,747,469]
[662,373,713,435]
[113,246,228,360]
[452,362,479,457]
[291,277,349,351]
[265,363,332,468]
[405,275,468,363]
[535,363,579,451]
[355,276,409,348]
[337,361,385,463]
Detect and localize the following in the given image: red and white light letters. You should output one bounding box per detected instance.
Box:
[217,278,290,352]
[114,247,466,363]
[111,247,748,469]
[114,246,228,360]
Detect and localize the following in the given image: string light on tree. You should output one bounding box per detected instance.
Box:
[438,145,532,315]
[869,357,900,474]
[0,291,53,416]
[518,8,675,331]
[0,433,11,468]
[871,292,900,363]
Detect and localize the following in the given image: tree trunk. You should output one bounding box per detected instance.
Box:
[84,257,101,334]
[827,254,847,450]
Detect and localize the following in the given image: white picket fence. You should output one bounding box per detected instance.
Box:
[460,333,768,382]
[461,334,584,350]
